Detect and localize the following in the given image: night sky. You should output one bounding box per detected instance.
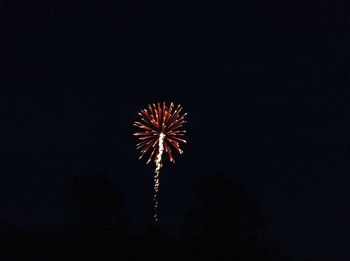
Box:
[1,1,349,260]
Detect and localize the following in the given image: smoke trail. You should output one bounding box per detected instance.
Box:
[153,133,165,222]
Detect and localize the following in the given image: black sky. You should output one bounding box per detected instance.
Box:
[1,0,349,260]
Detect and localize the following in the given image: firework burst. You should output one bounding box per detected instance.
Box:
[133,102,187,222]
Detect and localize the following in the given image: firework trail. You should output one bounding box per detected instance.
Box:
[153,132,164,221]
[133,102,187,222]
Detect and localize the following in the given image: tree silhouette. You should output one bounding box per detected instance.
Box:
[183,172,279,261]
[69,172,128,238]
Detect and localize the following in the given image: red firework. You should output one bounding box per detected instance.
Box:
[133,102,187,164]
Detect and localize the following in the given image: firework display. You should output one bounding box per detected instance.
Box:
[133,102,187,221]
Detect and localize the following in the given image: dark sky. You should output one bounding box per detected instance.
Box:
[1,1,349,260]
